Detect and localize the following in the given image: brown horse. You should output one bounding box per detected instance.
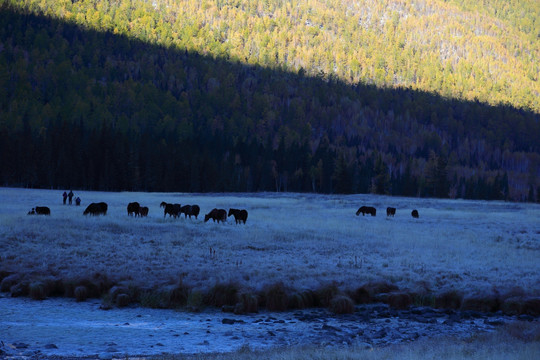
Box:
[189,205,200,219]
[356,206,376,216]
[139,206,149,217]
[127,202,140,216]
[204,208,227,223]
[228,208,248,224]
[84,202,107,216]
[160,202,180,218]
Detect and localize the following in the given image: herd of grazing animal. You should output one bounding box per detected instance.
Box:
[357,205,419,218]
[28,194,421,222]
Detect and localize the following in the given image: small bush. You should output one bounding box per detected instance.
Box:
[41,276,63,297]
[205,283,239,307]
[501,297,523,315]
[109,285,129,303]
[386,292,412,310]
[364,281,399,297]
[29,281,47,300]
[352,286,371,304]
[234,293,258,314]
[0,271,12,284]
[187,290,204,311]
[435,290,463,310]
[329,295,355,314]
[10,281,29,297]
[316,283,340,307]
[116,293,130,307]
[522,298,540,316]
[139,290,168,309]
[265,283,289,311]
[288,290,316,309]
[1,274,21,292]
[461,292,500,313]
[169,284,190,307]
[74,286,88,302]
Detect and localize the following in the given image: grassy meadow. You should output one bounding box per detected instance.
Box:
[0,187,539,309]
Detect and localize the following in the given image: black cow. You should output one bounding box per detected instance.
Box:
[356,206,376,216]
[139,206,149,217]
[386,207,396,217]
[160,202,180,218]
[228,208,248,224]
[204,208,227,223]
[411,209,419,218]
[83,202,108,216]
[127,202,140,216]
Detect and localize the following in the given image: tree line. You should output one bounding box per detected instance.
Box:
[0,3,539,201]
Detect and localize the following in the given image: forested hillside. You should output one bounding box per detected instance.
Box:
[1,0,539,200]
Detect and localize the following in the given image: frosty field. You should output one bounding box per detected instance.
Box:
[1,187,539,302]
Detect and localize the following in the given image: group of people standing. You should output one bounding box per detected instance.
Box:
[62,190,81,206]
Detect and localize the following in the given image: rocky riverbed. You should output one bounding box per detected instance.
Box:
[1,295,537,359]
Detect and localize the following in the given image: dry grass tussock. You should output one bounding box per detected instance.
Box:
[154,321,540,360]
[1,188,539,311]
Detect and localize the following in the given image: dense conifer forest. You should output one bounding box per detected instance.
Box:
[1,0,539,200]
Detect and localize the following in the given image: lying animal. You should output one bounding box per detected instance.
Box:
[35,206,51,215]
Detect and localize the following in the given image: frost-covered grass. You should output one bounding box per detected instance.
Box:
[0,187,539,299]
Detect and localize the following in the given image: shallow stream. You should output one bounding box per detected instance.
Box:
[0,296,529,358]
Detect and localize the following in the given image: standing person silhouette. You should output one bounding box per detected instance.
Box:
[62,191,67,205]
[68,190,74,205]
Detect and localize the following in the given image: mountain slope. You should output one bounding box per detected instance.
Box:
[9,0,537,111]
[0,0,539,200]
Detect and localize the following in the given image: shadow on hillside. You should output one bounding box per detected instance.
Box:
[1,4,539,196]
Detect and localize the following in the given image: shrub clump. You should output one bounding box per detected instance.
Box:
[234,293,259,314]
[29,281,47,300]
[435,290,463,310]
[351,286,372,304]
[10,281,29,297]
[461,292,500,313]
[116,293,131,307]
[329,295,355,314]
[205,283,239,307]
[522,298,540,316]
[264,283,289,311]
[74,286,88,302]
[386,292,412,310]
[316,283,340,307]
[1,274,21,292]
[288,290,316,309]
